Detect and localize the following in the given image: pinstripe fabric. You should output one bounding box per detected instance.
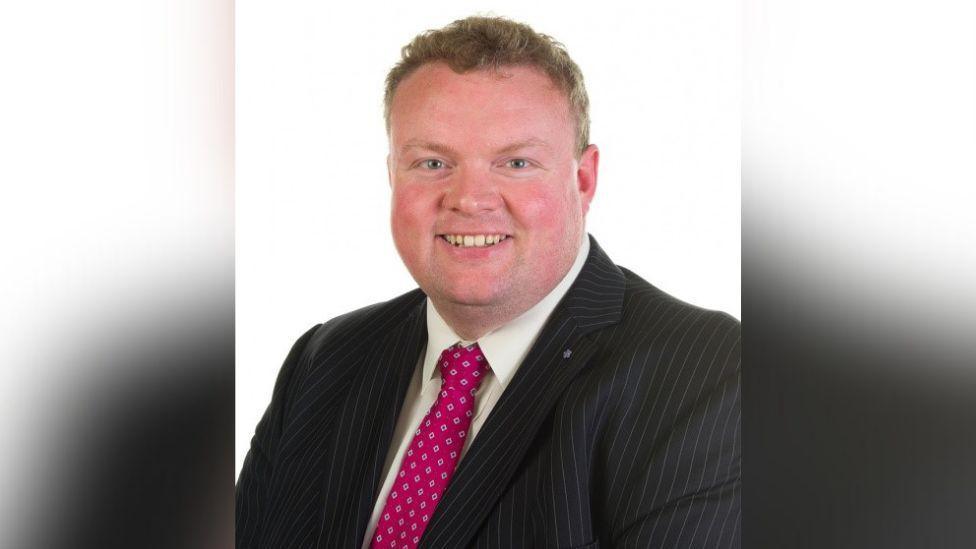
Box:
[237,235,741,548]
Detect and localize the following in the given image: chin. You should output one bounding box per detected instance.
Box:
[436,283,508,308]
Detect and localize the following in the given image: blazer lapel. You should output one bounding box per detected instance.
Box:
[420,236,626,548]
[316,295,428,548]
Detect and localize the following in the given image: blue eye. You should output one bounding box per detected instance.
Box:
[507,159,529,169]
[423,159,445,169]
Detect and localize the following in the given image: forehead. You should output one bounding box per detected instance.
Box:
[389,62,573,150]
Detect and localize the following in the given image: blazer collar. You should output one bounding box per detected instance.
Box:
[419,234,625,548]
[314,235,625,548]
[315,293,428,548]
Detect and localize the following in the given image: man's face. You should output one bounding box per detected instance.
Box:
[388,62,598,319]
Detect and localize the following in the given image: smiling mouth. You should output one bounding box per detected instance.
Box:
[439,234,509,248]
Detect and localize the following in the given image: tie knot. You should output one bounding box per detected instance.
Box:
[437,342,489,393]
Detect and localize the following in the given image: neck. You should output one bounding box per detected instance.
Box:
[430,299,528,342]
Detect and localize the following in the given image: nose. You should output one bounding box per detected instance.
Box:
[442,167,503,215]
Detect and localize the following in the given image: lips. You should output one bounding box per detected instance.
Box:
[438,234,509,248]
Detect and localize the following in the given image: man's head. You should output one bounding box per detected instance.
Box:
[384,16,590,157]
[385,16,599,336]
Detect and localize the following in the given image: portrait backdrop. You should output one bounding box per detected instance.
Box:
[236,1,740,475]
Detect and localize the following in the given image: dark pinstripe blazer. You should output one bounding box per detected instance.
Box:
[237,236,741,548]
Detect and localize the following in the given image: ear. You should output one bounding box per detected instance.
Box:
[576,144,599,216]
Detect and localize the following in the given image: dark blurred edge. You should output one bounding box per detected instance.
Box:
[741,247,976,548]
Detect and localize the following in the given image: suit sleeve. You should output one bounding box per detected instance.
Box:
[609,315,741,548]
[235,323,321,549]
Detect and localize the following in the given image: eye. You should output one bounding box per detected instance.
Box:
[506,158,529,169]
[422,159,445,170]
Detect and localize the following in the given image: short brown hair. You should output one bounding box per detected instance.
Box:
[384,16,590,157]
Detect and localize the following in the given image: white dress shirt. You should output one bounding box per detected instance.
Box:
[361,234,590,548]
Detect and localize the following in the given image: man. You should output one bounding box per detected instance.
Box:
[237,16,740,549]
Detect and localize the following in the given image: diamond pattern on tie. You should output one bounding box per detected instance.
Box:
[370,343,490,549]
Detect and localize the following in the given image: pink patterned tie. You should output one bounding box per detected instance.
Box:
[369,342,490,549]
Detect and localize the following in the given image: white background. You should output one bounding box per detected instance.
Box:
[236,1,740,476]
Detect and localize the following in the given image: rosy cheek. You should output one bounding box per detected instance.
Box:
[506,188,561,228]
[393,188,436,233]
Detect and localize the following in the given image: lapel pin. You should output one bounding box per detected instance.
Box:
[563,349,572,358]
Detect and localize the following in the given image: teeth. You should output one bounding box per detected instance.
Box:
[441,234,508,248]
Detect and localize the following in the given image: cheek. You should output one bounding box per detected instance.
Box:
[391,187,444,269]
[391,188,435,233]
[509,184,578,232]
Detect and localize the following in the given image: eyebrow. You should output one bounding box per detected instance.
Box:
[399,138,552,157]
[495,138,552,155]
[400,140,459,157]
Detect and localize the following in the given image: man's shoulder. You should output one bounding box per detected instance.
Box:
[617,264,740,331]
[589,264,741,436]
[597,263,741,386]
[258,289,426,438]
[304,288,426,356]
[575,236,738,335]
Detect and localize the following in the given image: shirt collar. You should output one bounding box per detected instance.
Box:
[423,233,591,392]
